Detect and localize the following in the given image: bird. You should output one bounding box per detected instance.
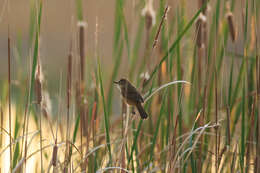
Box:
[114,78,148,119]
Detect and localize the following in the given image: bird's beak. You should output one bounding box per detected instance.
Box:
[113,81,119,84]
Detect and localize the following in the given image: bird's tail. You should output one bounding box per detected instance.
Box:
[136,102,148,119]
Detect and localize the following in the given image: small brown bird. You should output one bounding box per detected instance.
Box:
[114,78,148,119]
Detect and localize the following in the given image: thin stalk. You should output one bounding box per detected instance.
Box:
[254,0,260,171]
[64,51,72,172]
[145,3,207,86]
[8,26,12,172]
[24,0,43,170]
[39,100,43,173]
[214,69,219,172]
[0,106,3,148]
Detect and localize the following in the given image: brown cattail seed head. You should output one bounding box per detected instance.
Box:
[196,13,207,48]
[142,0,156,31]
[77,21,87,81]
[226,2,236,42]
[249,16,256,51]
[226,12,236,42]
[35,62,43,105]
[52,144,58,166]
[145,12,153,30]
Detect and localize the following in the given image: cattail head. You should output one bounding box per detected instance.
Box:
[35,59,52,120]
[249,15,256,51]
[196,13,207,48]
[34,59,52,129]
[35,61,43,105]
[140,71,150,88]
[226,3,237,42]
[77,21,87,81]
[226,12,236,42]
[52,142,58,167]
[140,71,150,81]
[41,91,52,119]
[142,0,156,31]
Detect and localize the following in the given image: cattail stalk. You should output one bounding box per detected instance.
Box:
[23,98,30,172]
[226,107,231,146]
[196,3,206,171]
[64,50,72,173]
[168,114,179,172]
[246,98,256,172]
[8,27,12,172]
[254,0,260,171]
[120,99,127,172]
[152,6,168,49]
[35,61,44,173]
[198,0,208,126]
[214,69,219,172]
[0,106,3,148]
[77,21,88,171]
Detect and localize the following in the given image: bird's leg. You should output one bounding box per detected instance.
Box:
[131,107,136,115]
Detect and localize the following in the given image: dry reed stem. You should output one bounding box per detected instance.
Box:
[35,60,44,173]
[152,5,169,49]
[168,113,179,172]
[172,123,215,170]
[64,49,72,173]
[23,98,30,172]
[20,74,30,159]
[143,5,169,88]
[246,98,256,172]
[196,5,207,171]
[226,107,231,146]
[91,102,97,169]
[0,106,3,148]
[231,144,238,172]
[120,99,126,172]
[214,69,219,172]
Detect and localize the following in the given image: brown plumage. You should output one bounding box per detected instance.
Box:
[114,78,148,119]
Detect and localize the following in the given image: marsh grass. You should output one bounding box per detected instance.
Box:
[0,0,260,172]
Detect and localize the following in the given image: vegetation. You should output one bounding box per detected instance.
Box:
[0,0,259,172]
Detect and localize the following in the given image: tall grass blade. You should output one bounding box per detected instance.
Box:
[97,59,112,165]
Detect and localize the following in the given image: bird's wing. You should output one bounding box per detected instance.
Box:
[126,84,144,103]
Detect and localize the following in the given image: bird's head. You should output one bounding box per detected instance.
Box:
[114,78,128,85]
[113,78,129,90]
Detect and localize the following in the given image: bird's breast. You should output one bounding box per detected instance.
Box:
[124,98,137,106]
